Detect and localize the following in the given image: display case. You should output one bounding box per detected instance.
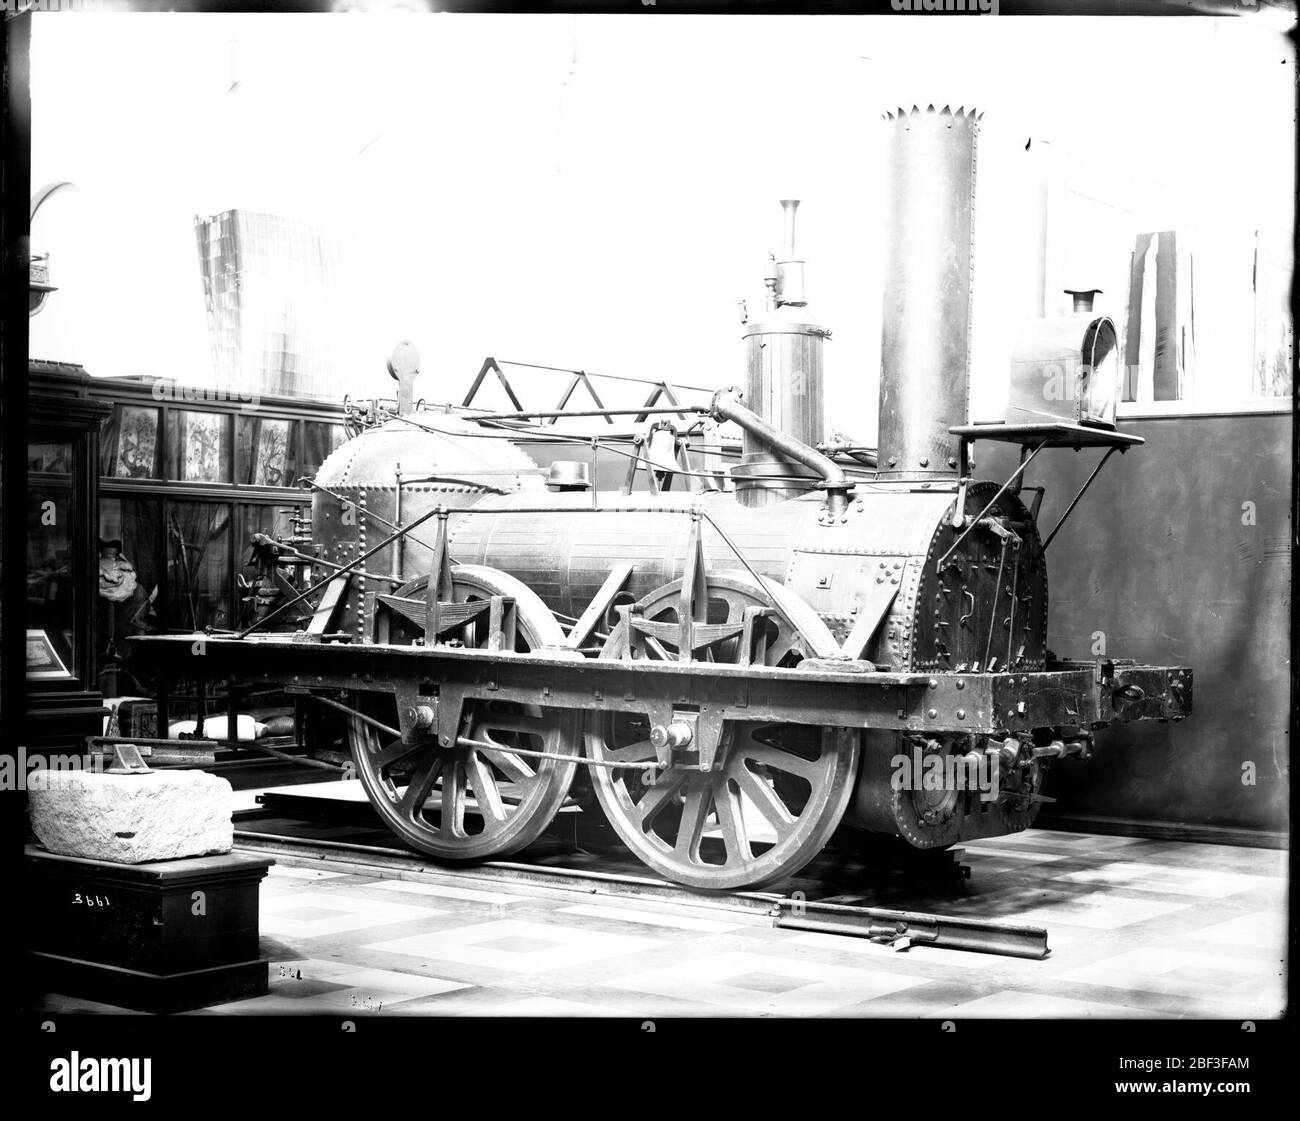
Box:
[25,362,113,752]
[91,375,346,729]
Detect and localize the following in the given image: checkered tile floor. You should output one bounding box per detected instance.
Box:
[37,829,1287,1019]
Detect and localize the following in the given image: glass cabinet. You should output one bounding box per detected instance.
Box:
[24,363,113,752]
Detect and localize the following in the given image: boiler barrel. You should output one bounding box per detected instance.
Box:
[447,491,804,621]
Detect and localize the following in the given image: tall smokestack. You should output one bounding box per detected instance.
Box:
[877,105,980,481]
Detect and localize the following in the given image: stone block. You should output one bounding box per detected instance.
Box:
[28,769,233,863]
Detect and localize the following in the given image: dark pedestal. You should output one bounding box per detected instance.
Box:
[25,686,109,753]
[25,846,274,1014]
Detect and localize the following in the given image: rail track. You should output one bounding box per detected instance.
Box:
[233,813,1051,959]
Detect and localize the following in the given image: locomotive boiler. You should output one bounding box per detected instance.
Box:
[128,106,1192,891]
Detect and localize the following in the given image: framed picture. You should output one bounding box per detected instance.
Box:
[115,406,160,478]
[26,628,74,681]
[181,411,228,483]
[252,418,290,486]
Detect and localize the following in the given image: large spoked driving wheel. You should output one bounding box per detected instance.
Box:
[585,573,860,890]
[348,565,579,862]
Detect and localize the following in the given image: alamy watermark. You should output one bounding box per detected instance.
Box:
[49,1053,151,1102]
[890,0,999,13]
[151,378,260,413]
[1,746,107,790]
[890,741,1000,802]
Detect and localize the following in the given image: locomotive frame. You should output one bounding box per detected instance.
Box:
[126,429,1193,891]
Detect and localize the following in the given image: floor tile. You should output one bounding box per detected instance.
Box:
[559,903,745,933]
[487,995,645,1017]
[260,893,442,938]
[1057,947,1284,1016]
[367,918,658,974]
[932,990,1176,1019]
[1190,912,1289,951]
[289,977,470,1014]
[961,846,1070,864]
[988,830,1146,849]
[1009,891,1189,930]
[602,950,930,1015]
[363,879,531,905]
[1054,862,1271,898]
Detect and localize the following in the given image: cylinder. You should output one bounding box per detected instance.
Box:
[877,105,980,481]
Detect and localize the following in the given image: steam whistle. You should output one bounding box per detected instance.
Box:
[387,340,420,416]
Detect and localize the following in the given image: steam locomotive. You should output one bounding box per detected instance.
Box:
[128,106,1192,890]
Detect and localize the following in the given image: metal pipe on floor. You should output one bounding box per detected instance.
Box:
[773,897,1049,958]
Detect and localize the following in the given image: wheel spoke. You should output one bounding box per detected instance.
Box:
[466,752,508,822]
[713,783,751,865]
[732,764,797,834]
[399,752,443,817]
[634,770,689,830]
[672,780,711,860]
[442,758,467,837]
[742,742,823,782]
[478,744,536,784]
[373,739,421,771]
